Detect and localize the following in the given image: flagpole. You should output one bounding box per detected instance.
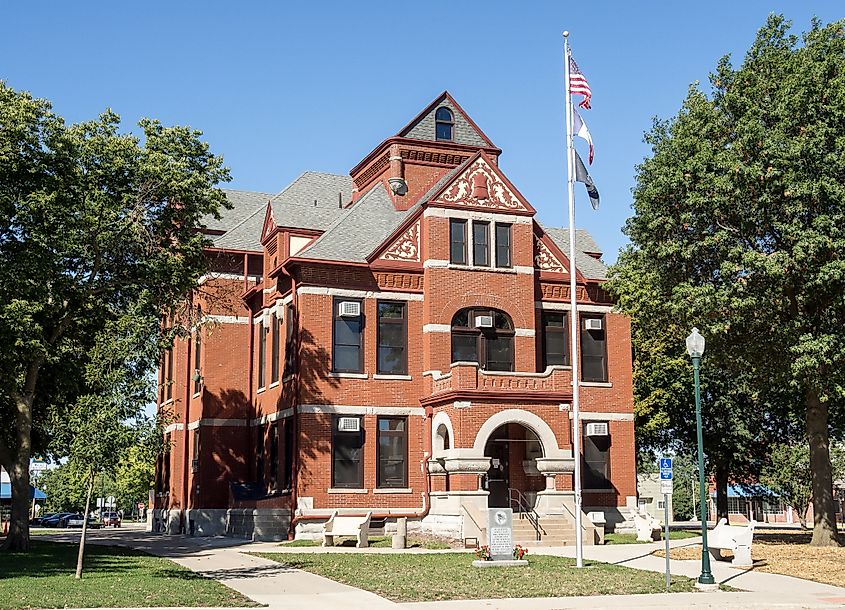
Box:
[563,30,584,569]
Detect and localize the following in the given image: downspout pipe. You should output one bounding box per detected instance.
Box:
[181,313,193,535]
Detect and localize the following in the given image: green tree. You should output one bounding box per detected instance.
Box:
[0,82,229,551]
[670,454,698,522]
[609,16,845,545]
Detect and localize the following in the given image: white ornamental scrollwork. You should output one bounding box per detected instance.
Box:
[437,158,526,211]
[381,219,420,262]
[534,236,565,273]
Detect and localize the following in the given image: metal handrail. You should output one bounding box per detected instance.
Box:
[508,488,544,541]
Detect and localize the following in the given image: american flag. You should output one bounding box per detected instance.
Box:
[569,56,592,110]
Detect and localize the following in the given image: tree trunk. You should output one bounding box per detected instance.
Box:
[715,461,729,525]
[806,389,840,546]
[75,469,95,578]
[2,393,35,551]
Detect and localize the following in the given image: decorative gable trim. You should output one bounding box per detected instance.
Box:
[380,219,421,262]
[534,235,566,273]
[429,152,535,215]
[260,203,277,244]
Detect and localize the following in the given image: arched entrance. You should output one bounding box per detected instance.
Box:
[483,423,544,509]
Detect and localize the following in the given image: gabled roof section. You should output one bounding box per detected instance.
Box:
[541,226,608,280]
[293,183,411,264]
[210,202,267,253]
[428,151,535,215]
[269,171,354,231]
[397,91,495,149]
[201,189,271,233]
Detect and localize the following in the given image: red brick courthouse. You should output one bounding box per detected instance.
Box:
[154,93,637,543]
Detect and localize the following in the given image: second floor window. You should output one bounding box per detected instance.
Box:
[271,311,280,384]
[473,221,490,266]
[450,219,467,264]
[284,303,296,378]
[495,223,512,268]
[377,301,407,375]
[165,348,173,401]
[257,320,267,389]
[193,332,202,394]
[451,308,514,371]
[542,312,569,368]
[333,298,363,373]
[581,314,608,382]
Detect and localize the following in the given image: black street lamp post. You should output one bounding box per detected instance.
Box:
[686,327,715,586]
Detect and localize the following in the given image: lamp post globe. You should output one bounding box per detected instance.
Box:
[687,327,715,586]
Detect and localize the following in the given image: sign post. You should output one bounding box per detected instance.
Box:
[659,457,673,590]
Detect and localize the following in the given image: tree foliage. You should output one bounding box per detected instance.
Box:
[608,16,845,545]
[0,81,229,551]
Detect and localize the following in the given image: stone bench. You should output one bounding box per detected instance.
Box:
[322,511,372,548]
[708,518,756,566]
[633,509,661,542]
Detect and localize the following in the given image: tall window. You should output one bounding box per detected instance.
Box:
[162,433,171,494]
[580,314,608,382]
[257,320,267,388]
[377,417,407,488]
[284,303,296,378]
[473,221,490,267]
[332,416,364,488]
[450,308,514,371]
[165,348,173,401]
[450,219,467,264]
[495,223,512,268]
[583,426,611,489]
[435,106,454,141]
[333,298,364,373]
[282,418,294,490]
[256,427,264,485]
[192,429,200,471]
[193,332,202,394]
[377,301,407,375]
[542,312,569,368]
[271,311,280,384]
[269,422,279,489]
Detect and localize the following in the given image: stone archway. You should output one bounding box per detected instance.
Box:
[472,409,560,456]
[482,422,545,509]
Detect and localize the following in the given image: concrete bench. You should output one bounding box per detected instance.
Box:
[322,511,372,548]
[708,518,756,566]
[632,509,661,542]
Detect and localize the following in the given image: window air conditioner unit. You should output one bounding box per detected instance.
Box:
[262,310,272,328]
[584,318,603,331]
[337,417,361,432]
[475,315,494,328]
[585,422,609,437]
[338,301,361,317]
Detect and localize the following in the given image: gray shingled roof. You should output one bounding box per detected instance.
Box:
[269,171,353,231]
[210,203,266,252]
[542,227,608,280]
[202,189,271,232]
[293,183,409,263]
[401,97,491,148]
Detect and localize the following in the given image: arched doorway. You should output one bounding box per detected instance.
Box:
[483,423,544,509]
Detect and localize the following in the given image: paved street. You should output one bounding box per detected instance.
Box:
[43,527,845,610]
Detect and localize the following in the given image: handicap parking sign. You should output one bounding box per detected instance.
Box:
[659,457,672,470]
[660,470,673,480]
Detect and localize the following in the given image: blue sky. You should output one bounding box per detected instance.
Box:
[2,2,842,263]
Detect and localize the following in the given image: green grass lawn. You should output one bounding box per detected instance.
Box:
[604,530,700,545]
[0,540,258,609]
[253,551,698,602]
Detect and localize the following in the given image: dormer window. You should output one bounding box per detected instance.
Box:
[435,107,454,141]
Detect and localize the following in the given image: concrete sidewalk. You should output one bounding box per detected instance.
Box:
[50,529,845,610]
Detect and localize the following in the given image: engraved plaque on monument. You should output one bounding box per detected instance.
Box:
[487,507,513,561]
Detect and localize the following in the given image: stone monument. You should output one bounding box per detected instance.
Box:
[472,507,528,568]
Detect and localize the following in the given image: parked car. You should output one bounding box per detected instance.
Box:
[30,512,56,526]
[101,512,121,527]
[41,512,76,527]
[66,514,100,529]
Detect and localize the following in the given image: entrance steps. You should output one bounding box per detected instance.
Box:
[512,515,577,546]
